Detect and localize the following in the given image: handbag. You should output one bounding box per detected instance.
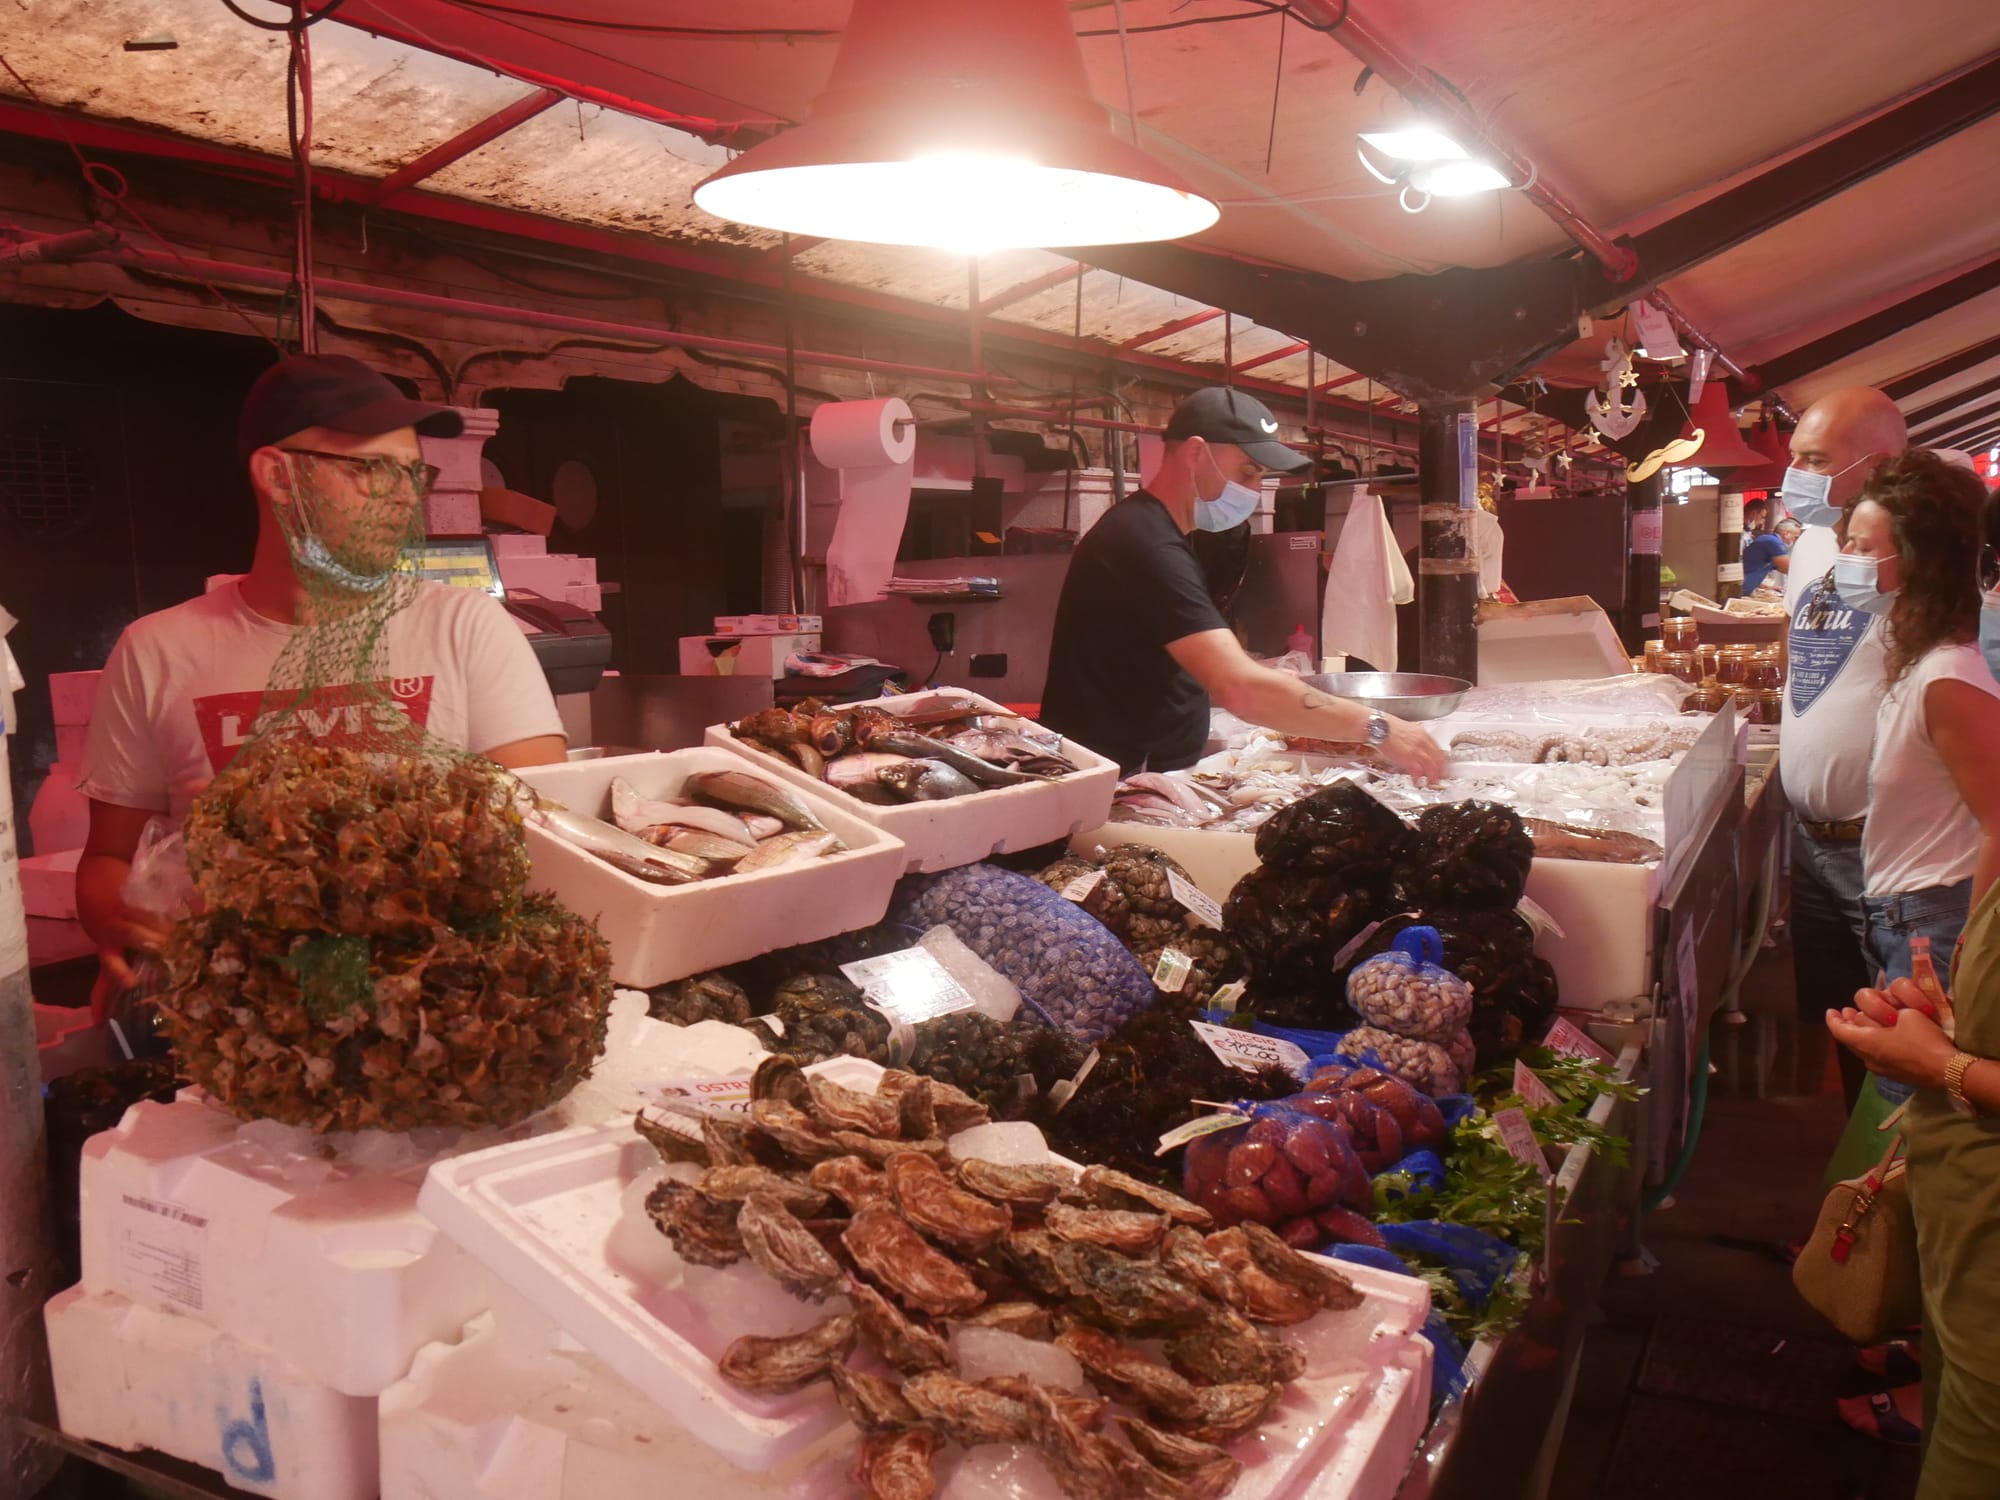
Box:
[1792,1127,1923,1345]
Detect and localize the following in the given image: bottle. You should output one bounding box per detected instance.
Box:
[1286,623,1313,658]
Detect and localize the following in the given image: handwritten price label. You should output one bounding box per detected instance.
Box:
[1514,1060,1560,1110]
[1543,1017,1614,1065]
[1493,1107,1552,1181]
[1189,1021,1311,1080]
[1168,869,1225,930]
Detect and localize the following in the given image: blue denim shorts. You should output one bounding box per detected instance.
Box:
[1860,879,1974,1105]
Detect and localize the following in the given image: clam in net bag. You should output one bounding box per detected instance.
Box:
[158,446,611,1131]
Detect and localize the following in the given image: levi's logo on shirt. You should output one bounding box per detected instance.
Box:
[193,677,436,771]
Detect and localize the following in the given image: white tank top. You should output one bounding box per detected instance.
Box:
[1863,641,2000,897]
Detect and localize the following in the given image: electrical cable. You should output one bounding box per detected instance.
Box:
[217,0,347,30]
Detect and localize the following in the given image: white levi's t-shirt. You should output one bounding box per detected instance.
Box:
[1780,525,1888,823]
[1864,642,2000,898]
[78,578,564,823]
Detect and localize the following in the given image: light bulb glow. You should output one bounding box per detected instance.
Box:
[1357,127,1470,162]
[694,153,1218,254]
[1409,158,1513,197]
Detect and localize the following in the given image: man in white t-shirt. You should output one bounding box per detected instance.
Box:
[76,355,567,1013]
[1777,386,1908,1101]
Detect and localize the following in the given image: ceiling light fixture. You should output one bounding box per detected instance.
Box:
[1355,125,1517,213]
[693,0,1219,254]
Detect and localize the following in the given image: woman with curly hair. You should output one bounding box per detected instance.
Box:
[1827,448,2000,1489]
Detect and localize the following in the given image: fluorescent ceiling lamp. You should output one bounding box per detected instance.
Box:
[693,0,1218,253]
[1356,127,1470,162]
[1409,158,1513,197]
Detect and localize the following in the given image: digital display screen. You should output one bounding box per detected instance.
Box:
[405,538,504,599]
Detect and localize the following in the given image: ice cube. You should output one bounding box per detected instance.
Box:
[920,925,1022,1022]
[938,1444,1065,1500]
[605,1164,687,1287]
[947,1121,1052,1166]
[1287,1306,1383,1376]
[235,1117,315,1166]
[949,1327,1087,1393]
[673,1020,771,1080]
[683,1259,851,1344]
[336,1129,425,1175]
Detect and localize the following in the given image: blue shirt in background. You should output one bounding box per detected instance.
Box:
[1742,532,1790,593]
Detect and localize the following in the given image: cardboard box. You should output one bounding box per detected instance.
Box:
[489,532,547,559]
[498,553,593,599]
[48,670,102,727]
[422,491,482,538]
[678,633,820,678]
[21,847,81,919]
[713,614,822,636]
[479,487,557,537]
[565,584,604,613]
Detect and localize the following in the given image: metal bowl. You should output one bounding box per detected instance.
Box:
[1301,671,1471,721]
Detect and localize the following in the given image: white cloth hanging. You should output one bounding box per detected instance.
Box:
[1321,492,1412,674]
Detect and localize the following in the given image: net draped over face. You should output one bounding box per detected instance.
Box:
[158,450,613,1133]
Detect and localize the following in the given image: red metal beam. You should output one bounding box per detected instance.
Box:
[978,261,1083,315]
[1314,372,1367,392]
[1231,341,1310,374]
[1119,307,1225,349]
[373,88,565,203]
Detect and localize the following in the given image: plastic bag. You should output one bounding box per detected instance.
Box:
[1335,1025,1466,1097]
[105,818,193,1058]
[1376,1220,1522,1311]
[1303,1059,1449,1152]
[1346,927,1473,1042]
[890,865,1156,1043]
[1180,1102,1372,1240]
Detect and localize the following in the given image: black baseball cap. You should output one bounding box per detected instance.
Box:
[237,354,463,460]
[1163,386,1312,475]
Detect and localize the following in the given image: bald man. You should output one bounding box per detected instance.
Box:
[1779,387,1907,1100]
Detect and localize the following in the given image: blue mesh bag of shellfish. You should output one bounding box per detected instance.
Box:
[888,864,1158,1044]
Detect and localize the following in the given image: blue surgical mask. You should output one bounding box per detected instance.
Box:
[1832,553,1897,615]
[1780,452,1875,529]
[1193,450,1261,532]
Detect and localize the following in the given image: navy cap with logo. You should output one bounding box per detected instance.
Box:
[1162,386,1312,475]
[237,354,464,461]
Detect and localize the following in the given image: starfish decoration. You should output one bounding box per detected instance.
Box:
[1618,365,1641,388]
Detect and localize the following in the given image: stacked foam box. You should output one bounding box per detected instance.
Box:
[418,406,499,538]
[492,532,604,614]
[46,1099,499,1499]
[28,670,97,867]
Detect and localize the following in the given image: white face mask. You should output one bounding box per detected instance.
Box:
[1780,451,1875,529]
[1193,448,1261,532]
[1832,552,1897,615]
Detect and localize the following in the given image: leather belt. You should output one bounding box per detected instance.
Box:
[1802,817,1866,842]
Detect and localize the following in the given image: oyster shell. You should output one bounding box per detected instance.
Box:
[833,1131,954,1169]
[876,1071,938,1138]
[831,1363,923,1433]
[853,1426,941,1500]
[806,1073,905,1138]
[1055,1324,1203,1422]
[1165,1307,1306,1385]
[750,1098,843,1161]
[1078,1166,1213,1229]
[1049,1240,1208,1336]
[1159,1226,1245,1313]
[842,1206,987,1318]
[1239,1221,1363,1311]
[737,1190,844,1300]
[809,1155,893,1213]
[1044,1202,1169,1257]
[1203,1227,1317,1326]
[954,1302,1055,1341]
[1118,1418,1242,1493]
[887,1153,1013,1256]
[848,1279,952,1374]
[1169,1381,1286,1445]
[901,1370,1031,1446]
[644,1179,742,1267]
[696,1165,828,1217]
[716,1314,856,1394]
[955,1159,1077,1208]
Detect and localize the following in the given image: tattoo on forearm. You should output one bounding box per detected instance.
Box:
[1299,691,1332,711]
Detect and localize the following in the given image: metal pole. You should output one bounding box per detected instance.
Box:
[0,708,58,1489]
[1625,474,1665,651]
[1417,402,1479,680]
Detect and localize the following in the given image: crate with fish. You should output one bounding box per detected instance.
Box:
[416,1052,1433,1497]
[705,688,1119,873]
[517,750,908,988]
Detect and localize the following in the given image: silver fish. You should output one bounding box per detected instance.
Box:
[683,770,827,832]
[740,813,786,840]
[736,830,843,873]
[535,806,711,884]
[661,829,753,864]
[863,730,1041,787]
[610,778,754,842]
[877,759,981,801]
[824,752,911,791]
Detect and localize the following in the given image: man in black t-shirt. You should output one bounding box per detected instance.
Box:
[1041,387,1447,780]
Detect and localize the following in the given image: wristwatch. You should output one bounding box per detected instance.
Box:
[1366,710,1390,749]
[1945,1051,1980,1112]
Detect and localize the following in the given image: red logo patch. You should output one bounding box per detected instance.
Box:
[193,678,436,771]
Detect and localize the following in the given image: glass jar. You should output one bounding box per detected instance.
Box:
[1662,617,1700,651]
[1642,639,1666,672]
[1696,644,1720,678]
[1661,651,1699,684]
[1681,684,1728,714]
[1755,688,1784,725]
[1715,648,1752,686]
[1746,659,1783,691]
[1732,686,1761,718]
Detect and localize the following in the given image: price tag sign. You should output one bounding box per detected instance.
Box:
[1167,869,1225,930]
[841,947,979,1025]
[638,1075,756,1116]
[1060,869,1106,903]
[1156,1109,1247,1155]
[1493,1106,1552,1181]
[1543,1016,1615,1065]
[1189,1021,1311,1081]
[1048,1047,1101,1114]
[1153,948,1194,994]
[1208,980,1247,1016]
[1513,1060,1560,1110]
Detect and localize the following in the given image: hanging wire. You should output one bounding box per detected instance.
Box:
[285,0,318,352]
[217,0,348,30]
[1110,0,1142,147]
[1263,9,1288,176]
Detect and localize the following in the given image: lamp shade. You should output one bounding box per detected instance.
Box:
[693,0,1220,252]
[1679,384,1766,468]
[1729,415,1795,492]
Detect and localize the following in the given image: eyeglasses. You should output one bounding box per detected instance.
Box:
[280,448,441,497]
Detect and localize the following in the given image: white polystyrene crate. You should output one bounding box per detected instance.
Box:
[45,1285,379,1500]
[516,749,907,988]
[1077,820,1658,1012]
[418,1062,1433,1485]
[35,1002,109,1083]
[705,688,1119,874]
[78,1098,496,1396]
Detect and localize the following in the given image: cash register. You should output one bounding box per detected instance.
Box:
[405,538,612,696]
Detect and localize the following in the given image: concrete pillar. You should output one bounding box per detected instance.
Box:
[1417,403,1479,681]
[1624,474,1665,650]
[1713,483,1743,602]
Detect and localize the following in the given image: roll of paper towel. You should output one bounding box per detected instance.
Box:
[812,399,917,607]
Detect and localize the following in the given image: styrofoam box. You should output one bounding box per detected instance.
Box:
[418,1056,1432,1487]
[47,669,101,726]
[54,720,88,764]
[706,689,1120,874]
[78,1098,496,1396]
[516,749,906,988]
[46,1286,379,1500]
[1078,821,1659,1012]
[678,632,822,678]
[20,846,81,918]
[491,532,547,559]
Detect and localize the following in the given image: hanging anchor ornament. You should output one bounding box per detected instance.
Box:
[1584,338,1647,440]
